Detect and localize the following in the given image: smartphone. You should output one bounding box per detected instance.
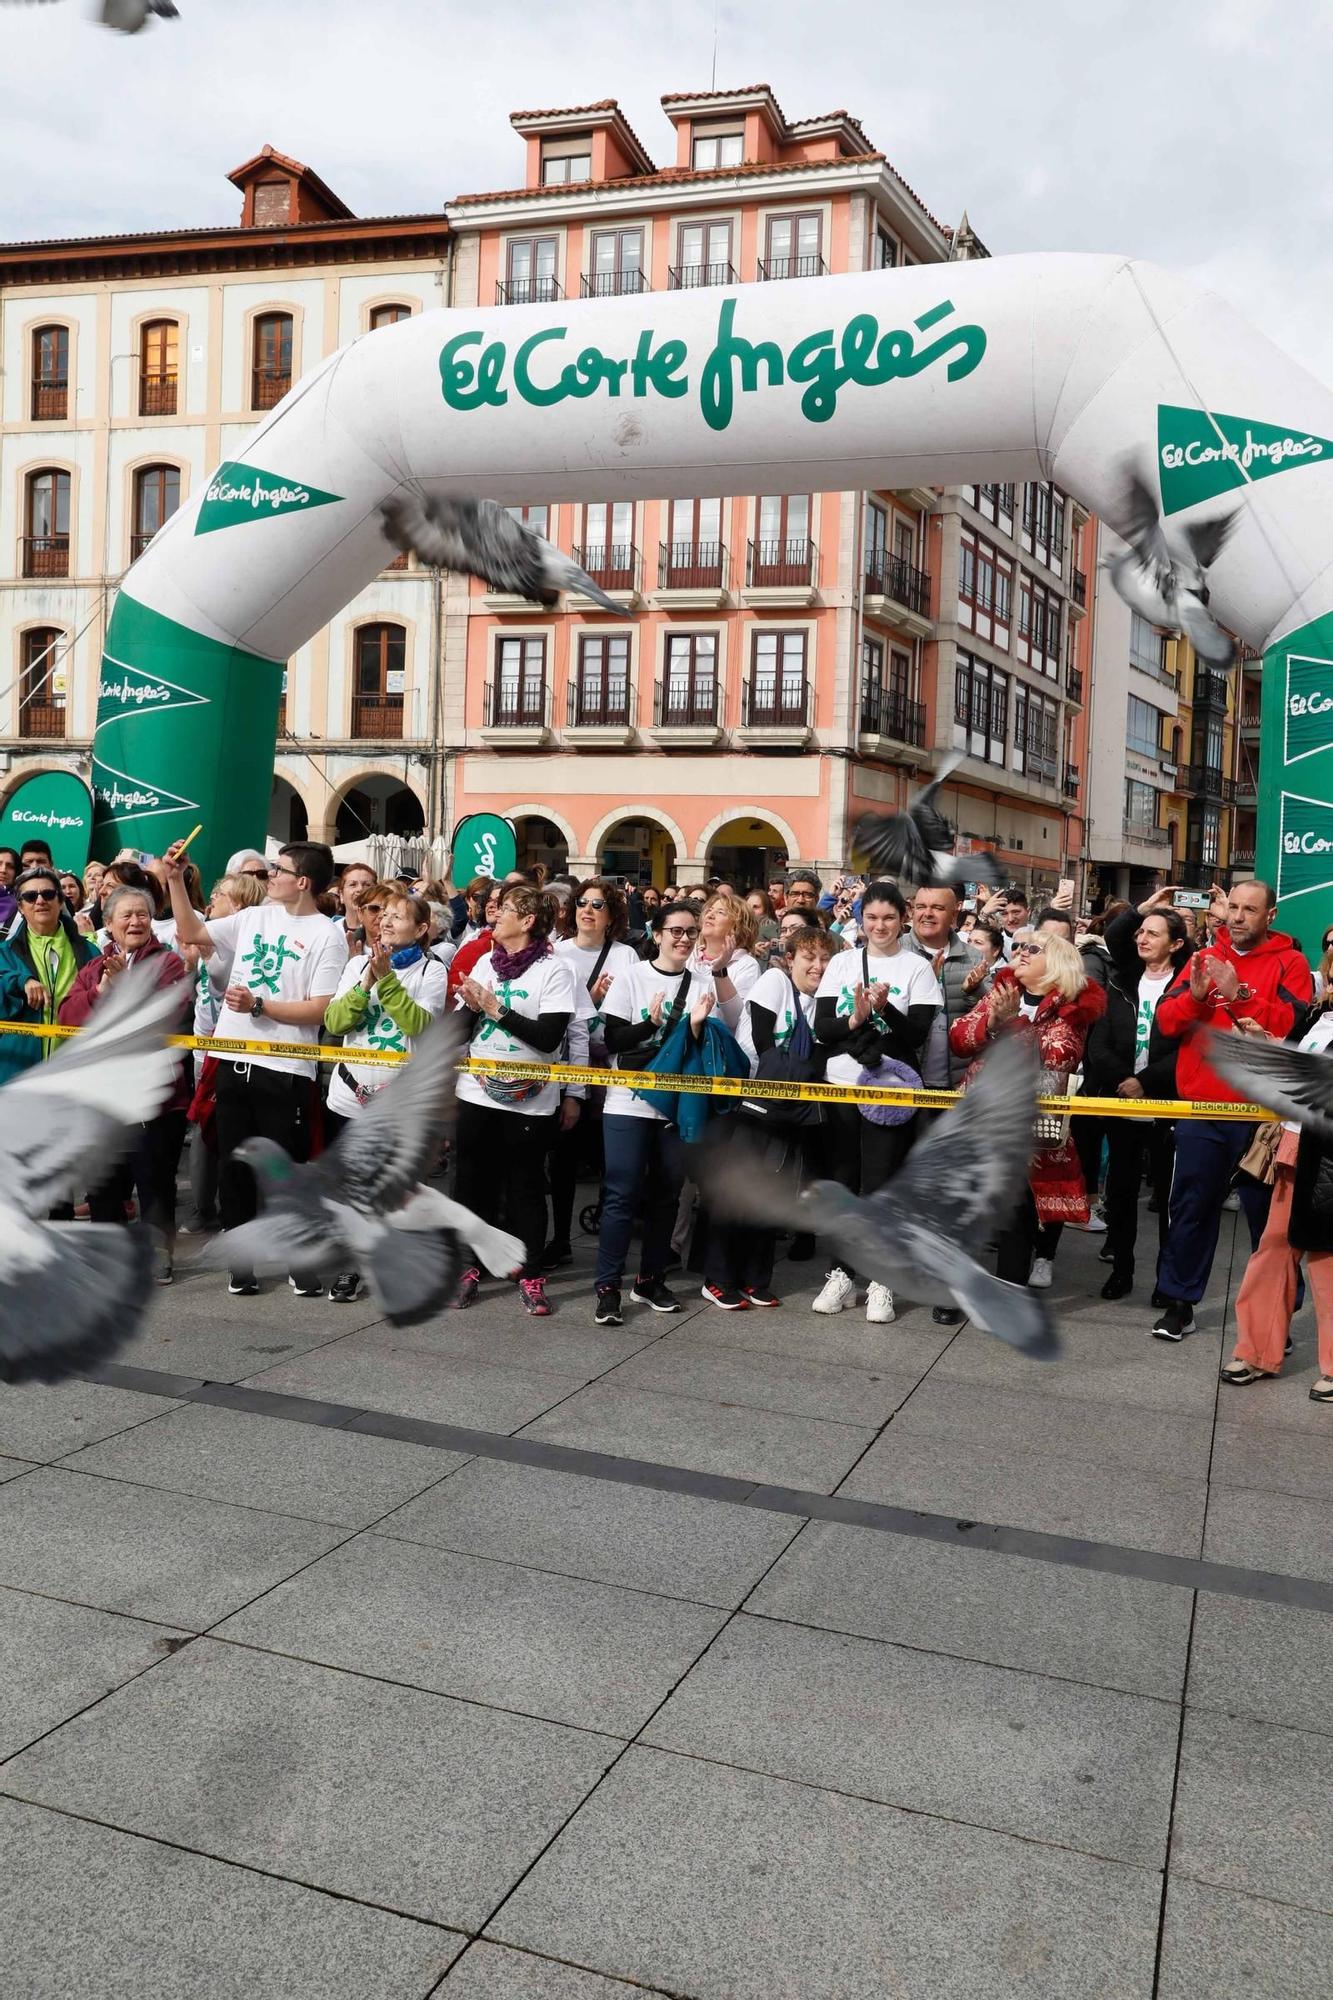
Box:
[1057,877,1075,902]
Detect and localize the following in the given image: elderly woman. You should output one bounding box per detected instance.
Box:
[59,885,189,1280]
[0,865,99,1087]
[690,890,762,1022]
[950,929,1107,1289]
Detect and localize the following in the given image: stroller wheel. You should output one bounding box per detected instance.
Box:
[579,1201,603,1236]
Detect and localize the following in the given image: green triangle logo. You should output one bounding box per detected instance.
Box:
[1278,790,1333,904]
[91,758,200,823]
[1158,405,1333,515]
[96,652,209,723]
[195,459,342,536]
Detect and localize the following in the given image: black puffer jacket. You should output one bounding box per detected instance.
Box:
[1285,1001,1333,1253]
[1080,907,1182,1099]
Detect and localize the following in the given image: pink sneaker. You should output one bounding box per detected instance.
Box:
[518,1276,552,1317]
[452,1267,481,1310]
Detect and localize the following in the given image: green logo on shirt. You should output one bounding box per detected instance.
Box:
[476,980,527,1042]
[242,933,301,994]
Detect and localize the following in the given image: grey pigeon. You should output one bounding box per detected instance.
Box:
[198,1013,523,1322]
[702,1036,1057,1357]
[1105,467,1237,667]
[100,0,178,29]
[0,965,185,1384]
[380,494,626,614]
[1206,1029,1333,1137]
[853,751,1003,890]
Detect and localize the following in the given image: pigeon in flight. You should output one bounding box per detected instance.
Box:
[197,1014,523,1322]
[702,1036,1057,1356]
[0,966,185,1384]
[1105,466,1238,668]
[1206,1029,1333,1136]
[853,751,1003,889]
[380,495,626,614]
[101,0,177,27]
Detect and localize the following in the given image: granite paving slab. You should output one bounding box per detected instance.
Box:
[214,1531,726,1736]
[927,1317,1224,1414]
[0,1454,35,1482]
[1209,1419,1333,1501]
[1170,1709,1333,1913]
[445,1943,675,1996]
[1156,1876,1331,2000]
[0,1379,180,1461]
[1187,1592,1333,1737]
[652,1298,959,1370]
[0,1586,188,1761]
[245,1334,588,1433]
[113,1300,386,1385]
[1202,1485,1333,1585]
[889,1376,1215,1479]
[598,1330,926,1426]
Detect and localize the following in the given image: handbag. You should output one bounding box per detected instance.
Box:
[1236,1118,1280,1186]
[1033,1064,1072,1148]
[739,978,824,1130]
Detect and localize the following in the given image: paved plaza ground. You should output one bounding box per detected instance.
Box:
[1,1205,1330,1998]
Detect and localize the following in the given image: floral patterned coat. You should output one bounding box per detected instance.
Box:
[949,968,1107,1223]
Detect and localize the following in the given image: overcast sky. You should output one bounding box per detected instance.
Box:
[3,0,1331,379]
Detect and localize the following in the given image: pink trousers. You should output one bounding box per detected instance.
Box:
[1232,1139,1333,1377]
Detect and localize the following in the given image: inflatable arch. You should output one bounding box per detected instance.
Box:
[92,254,1333,921]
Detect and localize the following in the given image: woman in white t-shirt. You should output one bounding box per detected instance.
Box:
[543,877,642,1269]
[454,883,577,1316]
[690,891,761,1025]
[811,880,942,1322]
[179,870,266,1234]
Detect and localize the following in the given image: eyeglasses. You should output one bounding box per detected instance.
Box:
[363,902,385,915]
[242,867,270,879]
[576,897,607,911]
[1011,941,1042,957]
[19,887,58,904]
[662,926,699,941]
[270,864,299,880]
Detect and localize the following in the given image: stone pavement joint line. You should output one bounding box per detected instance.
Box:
[82,1360,1333,1616]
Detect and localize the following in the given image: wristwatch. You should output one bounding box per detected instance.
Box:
[250,994,265,1018]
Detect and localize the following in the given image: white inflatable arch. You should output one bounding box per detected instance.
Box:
[92,254,1333,921]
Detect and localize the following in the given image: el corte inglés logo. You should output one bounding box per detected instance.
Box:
[96,657,208,717]
[92,760,199,821]
[1284,652,1333,767]
[1278,791,1333,902]
[195,460,342,536]
[439,296,987,433]
[1157,405,1333,515]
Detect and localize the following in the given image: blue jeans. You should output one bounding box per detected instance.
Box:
[597,1114,686,1290]
[1158,1118,1252,1304]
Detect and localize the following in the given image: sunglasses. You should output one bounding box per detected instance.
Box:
[662,925,699,941]
[576,897,606,911]
[19,888,58,904]
[363,902,385,915]
[1011,941,1042,957]
[243,867,270,878]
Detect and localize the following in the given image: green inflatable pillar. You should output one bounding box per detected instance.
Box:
[1259,609,1333,939]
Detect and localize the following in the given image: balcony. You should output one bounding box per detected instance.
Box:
[570,542,642,608]
[667,262,737,289]
[139,372,177,417]
[1063,762,1081,800]
[1183,764,1236,802]
[1239,705,1262,739]
[251,368,291,411]
[1123,819,1172,848]
[581,270,647,298]
[650,676,722,746]
[481,677,550,746]
[1194,668,1230,710]
[31,379,68,421]
[383,551,409,572]
[495,277,563,306]
[129,531,155,563]
[863,550,932,635]
[21,535,69,579]
[17,701,65,739]
[757,255,829,282]
[743,536,818,607]
[858,687,926,755]
[1231,845,1256,868]
[653,539,729,608]
[1071,566,1088,611]
[1066,665,1084,705]
[739,675,812,748]
[350,697,404,741]
[565,677,635,746]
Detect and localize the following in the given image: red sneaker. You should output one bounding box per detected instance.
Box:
[452,1267,481,1310]
[518,1276,553,1316]
[744,1286,781,1308]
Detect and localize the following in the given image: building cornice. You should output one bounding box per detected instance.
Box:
[0,215,451,286]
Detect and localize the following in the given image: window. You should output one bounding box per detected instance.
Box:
[493,635,546,726]
[1018,574,1061,674]
[31,325,69,420]
[1187,802,1221,869]
[23,468,70,577]
[131,464,180,562]
[960,534,1012,645]
[954,652,1008,765]
[692,126,744,170]
[662,632,718,725]
[252,177,291,226]
[1126,694,1163,758]
[502,236,559,304]
[1013,684,1058,778]
[505,502,551,541]
[579,501,636,589]
[587,228,645,297]
[1021,479,1066,568]
[752,494,812,584]
[369,304,411,330]
[873,226,897,270]
[353,622,406,738]
[861,637,921,742]
[972,482,1016,530]
[663,497,724,586]
[19,628,65,738]
[672,220,733,286]
[574,632,631,727]
[1129,611,1166,677]
[748,629,808,725]
[541,145,591,185]
[252,312,292,409]
[1125,779,1159,835]
[139,319,178,415]
[763,213,823,280]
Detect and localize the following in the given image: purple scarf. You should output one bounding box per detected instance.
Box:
[490,935,551,982]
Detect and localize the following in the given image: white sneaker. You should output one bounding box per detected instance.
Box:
[1069,1213,1107,1233]
[1029,1257,1054,1289]
[812,1269,855,1315]
[866,1281,896,1324]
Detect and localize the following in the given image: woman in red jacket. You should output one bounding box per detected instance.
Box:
[59,885,189,1283]
[950,930,1106,1289]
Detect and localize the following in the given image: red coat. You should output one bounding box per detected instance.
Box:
[447,927,493,998]
[1155,924,1312,1103]
[59,936,191,1113]
[950,968,1107,1224]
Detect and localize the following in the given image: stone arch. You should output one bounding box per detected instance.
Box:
[586,802,687,865]
[693,804,801,863]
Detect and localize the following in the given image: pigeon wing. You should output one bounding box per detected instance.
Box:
[380,496,625,614]
[910,752,964,851]
[1205,1031,1333,1140]
[1183,507,1238,572]
[0,1222,154,1385]
[316,1011,464,1215]
[852,807,931,878]
[1178,597,1236,667]
[0,965,184,1220]
[1118,469,1174,573]
[865,1035,1038,1239]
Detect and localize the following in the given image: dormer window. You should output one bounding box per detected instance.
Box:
[691,125,743,170]
[252,177,292,226]
[541,138,592,185]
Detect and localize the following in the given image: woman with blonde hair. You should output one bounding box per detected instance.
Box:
[690,890,761,1023]
[950,928,1107,1289]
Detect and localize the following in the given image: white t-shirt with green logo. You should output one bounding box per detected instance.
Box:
[454,949,578,1118]
[602,957,717,1121]
[1133,968,1173,1074]
[327,953,449,1117]
[206,905,348,1078]
[738,966,817,1073]
[816,945,942,1087]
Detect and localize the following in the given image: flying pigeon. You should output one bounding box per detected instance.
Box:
[101,0,177,26]
[1205,1029,1333,1137]
[196,1014,523,1322]
[852,751,1003,889]
[380,494,626,614]
[701,1036,1057,1356]
[1105,467,1238,667]
[0,966,186,1384]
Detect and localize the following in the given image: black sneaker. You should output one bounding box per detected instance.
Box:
[1097,1244,1115,1264]
[1151,1299,1196,1342]
[787,1232,817,1262]
[594,1285,623,1326]
[701,1283,749,1310]
[329,1272,362,1303]
[541,1240,573,1271]
[1101,1270,1133,1301]
[289,1275,324,1299]
[227,1273,259,1296]
[1285,1333,1295,1357]
[931,1306,964,1326]
[631,1278,681,1313]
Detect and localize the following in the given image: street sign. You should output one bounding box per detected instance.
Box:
[451,812,516,883]
[0,770,93,872]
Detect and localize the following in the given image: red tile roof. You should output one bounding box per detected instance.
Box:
[509,99,620,119]
[453,151,887,209]
[660,84,780,104]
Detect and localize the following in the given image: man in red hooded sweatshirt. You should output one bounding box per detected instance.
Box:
[1150,879,1312,1341]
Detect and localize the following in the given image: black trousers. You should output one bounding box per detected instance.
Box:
[215,1062,319,1284]
[823,1102,915,1277]
[1102,1118,1174,1279]
[995,1187,1062,1285]
[88,1111,187,1236]
[699,1117,789,1295]
[547,1093,603,1246]
[454,1097,554,1280]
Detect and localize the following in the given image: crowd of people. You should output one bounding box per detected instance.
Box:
[1,833,1330,1404]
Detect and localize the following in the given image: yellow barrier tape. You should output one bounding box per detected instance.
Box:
[0,1021,1276,1120]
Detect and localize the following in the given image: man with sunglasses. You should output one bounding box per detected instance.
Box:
[0,866,98,1086]
[594,901,718,1324]
[166,840,346,1297]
